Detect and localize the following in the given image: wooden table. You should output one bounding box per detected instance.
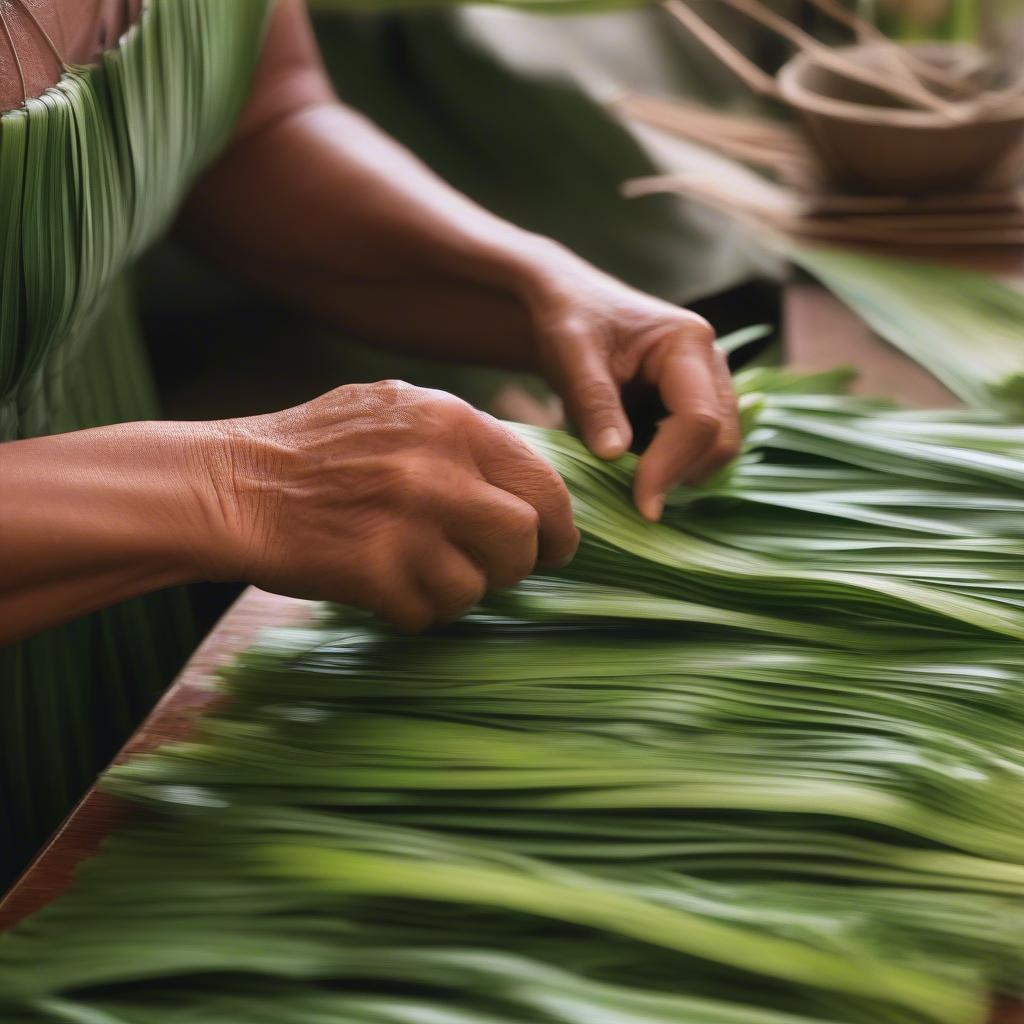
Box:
[3,273,1024,1021]
[0,588,313,931]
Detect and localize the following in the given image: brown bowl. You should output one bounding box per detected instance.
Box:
[777,44,1024,196]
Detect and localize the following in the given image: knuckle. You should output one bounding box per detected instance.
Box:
[554,313,592,342]
[481,489,539,537]
[432,561,487,620]
[425,392,476,434]
[508,499,541,539]
[374,378,417,403]
[423,385,470,412]
[549,470,573,509]
[477,499,538,588]
[505,513,542,558]
[678,314,716,348]
[483,438,540,483]
[680,407,722,440]
[574,378,619,416]
[643,313,715,354]
[376,380,471,431]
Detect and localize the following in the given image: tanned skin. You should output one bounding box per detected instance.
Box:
[0,0,739,644]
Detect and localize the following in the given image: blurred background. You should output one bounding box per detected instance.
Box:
[144,0,1023,419]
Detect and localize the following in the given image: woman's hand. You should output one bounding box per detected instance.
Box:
[184,0,739,529]
[0,383,576,645]
[523,253,741,524]
[206,381,579,633]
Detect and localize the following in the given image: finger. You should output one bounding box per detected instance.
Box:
[376,584,436,635]
[703,348,742,475]
[670,349,743,485]
[634,336,724,522]
[542,320,632,459]
[467,419,580,569]
[447,483,540,590]
[416,544,488,624]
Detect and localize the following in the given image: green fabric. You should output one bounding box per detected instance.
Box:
[0,0,271,889]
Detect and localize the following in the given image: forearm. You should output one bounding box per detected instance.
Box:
[178,1,583,368]
[174,3,738,521]
[0,422,226,644]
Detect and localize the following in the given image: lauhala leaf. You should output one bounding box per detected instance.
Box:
[7,373,1024,1024]
[788,247,1024,417]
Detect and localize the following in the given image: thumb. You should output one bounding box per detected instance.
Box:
[547,327,632,460]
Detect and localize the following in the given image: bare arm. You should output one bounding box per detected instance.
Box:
[1,385,576,645]
[180,0,555,368]
[0,422,219,644]
[180,1,740,521]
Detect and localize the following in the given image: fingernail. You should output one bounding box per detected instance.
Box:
[594,426,624,459]
[643,494,665,523]
[553,529,582,569]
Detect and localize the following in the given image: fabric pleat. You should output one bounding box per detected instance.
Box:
[0,0,272,889]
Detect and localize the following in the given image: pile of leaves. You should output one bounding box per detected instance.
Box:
[2,369,1023,1024]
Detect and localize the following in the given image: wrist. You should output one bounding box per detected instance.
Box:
[485,232,586,298]
[90,418,265,588]
[111,420,238,588]
[191,414,288,586]
[1,421,230,600]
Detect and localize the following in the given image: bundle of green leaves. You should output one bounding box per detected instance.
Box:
[2,371,1023,1024]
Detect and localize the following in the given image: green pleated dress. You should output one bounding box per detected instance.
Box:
[0,0,271,889]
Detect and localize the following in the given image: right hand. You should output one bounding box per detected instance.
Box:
[201,381,579,632]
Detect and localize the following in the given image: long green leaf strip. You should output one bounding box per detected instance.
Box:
[790,248,1024,416]
[4,378,1024,1024]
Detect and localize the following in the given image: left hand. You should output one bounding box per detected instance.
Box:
[522,257,741,523]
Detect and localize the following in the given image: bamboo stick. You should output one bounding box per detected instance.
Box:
[716,0,966,118]
[661,0,780,98]
[803,0,979,96]
[623,173,1024,246]
[662,0,985,122]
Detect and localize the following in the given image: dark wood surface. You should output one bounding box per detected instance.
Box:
[0,588,313,931]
